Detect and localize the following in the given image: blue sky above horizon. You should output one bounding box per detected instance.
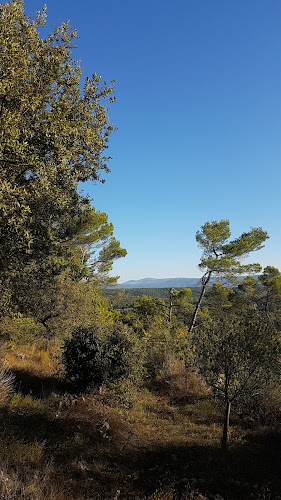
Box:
[23,0,281,283]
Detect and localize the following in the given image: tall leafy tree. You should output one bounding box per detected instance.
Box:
[0,1,125,309]
[189,220,268,332]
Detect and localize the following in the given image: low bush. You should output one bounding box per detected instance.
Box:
[62,322,144,390]
[158,355,209,401]
[236,382,281,427]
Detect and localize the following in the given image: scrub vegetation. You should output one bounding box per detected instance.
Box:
[0,2,281,498]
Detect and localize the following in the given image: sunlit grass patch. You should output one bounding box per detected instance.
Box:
[7,391,62,416]
[3,342,57,377]
[90,385,223,456]
[181,398,222,425]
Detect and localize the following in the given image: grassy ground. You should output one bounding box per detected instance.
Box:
[0,343,280,499]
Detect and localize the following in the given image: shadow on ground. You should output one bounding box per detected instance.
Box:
[12,368,74,397]
[1,408,280,498]
[123,434,281,499]
[2,369,281,499]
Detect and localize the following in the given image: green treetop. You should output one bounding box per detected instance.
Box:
[189,219,268,332]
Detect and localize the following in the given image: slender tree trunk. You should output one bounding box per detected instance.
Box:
[189,271,212,333]
[168,288,174,322]
[221,399,231,450]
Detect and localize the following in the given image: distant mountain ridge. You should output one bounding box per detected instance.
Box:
[115,276,256,288]
[115,277,203,288]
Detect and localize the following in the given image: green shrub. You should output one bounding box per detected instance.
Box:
[0,314,46,343]
[62,323,144,390]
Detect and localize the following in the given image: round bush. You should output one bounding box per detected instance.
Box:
[62,323,143,390]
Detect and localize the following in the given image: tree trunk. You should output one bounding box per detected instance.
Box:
[221,400,231,450]
[168,288,174,322]
[189,271,212,333]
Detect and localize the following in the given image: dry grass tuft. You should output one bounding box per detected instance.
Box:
[0,462,75,500]
[0,368,14,406]
[157,356,209,403]
[3,342,57,377]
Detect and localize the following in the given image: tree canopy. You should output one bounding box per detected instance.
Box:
[0,0,126,310]
[189,219,268,332]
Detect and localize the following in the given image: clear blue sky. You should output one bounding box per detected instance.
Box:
[24,0,281,283]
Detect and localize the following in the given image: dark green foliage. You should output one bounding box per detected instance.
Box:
[62,323,143,390]
[62,326,103,388]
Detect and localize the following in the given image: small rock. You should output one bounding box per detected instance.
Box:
[0,471,10,482]
[181,478,188,485]
[214,495,224,500]
[16,353,26,359]
[198,495,209,500]
[76,455,90,471]
[252,484,258,490]
[98,420,110,439]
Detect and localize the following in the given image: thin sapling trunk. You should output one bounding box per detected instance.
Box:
[189,271,212,333]
[221,399,231,450]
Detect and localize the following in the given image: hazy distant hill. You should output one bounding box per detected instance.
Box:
[115,276,255,288]
[115,278,202,288]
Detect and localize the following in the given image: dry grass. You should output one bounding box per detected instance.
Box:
[3,342,57,377]
[0,342,280,499]
[0,368,15,406]
[150,355,210,405]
